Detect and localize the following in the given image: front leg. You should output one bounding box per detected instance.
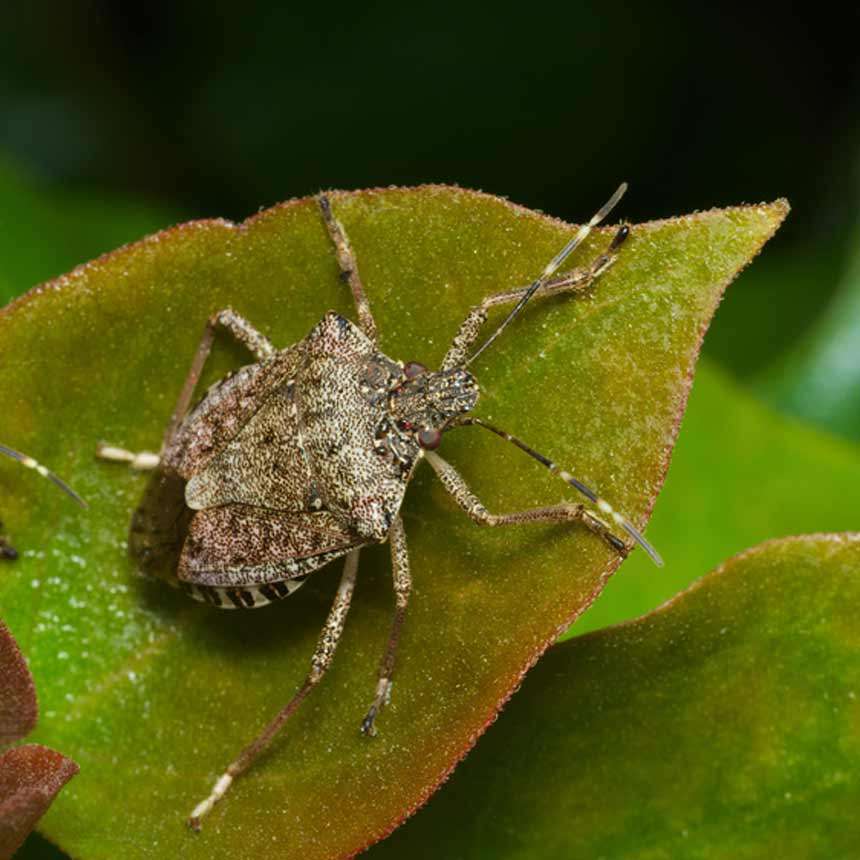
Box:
[424,450,629,556]
[318,194,378,344]
[441,225,628,371]
[162,308,275,450]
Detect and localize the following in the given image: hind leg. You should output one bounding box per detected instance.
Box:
[188,549,361,830]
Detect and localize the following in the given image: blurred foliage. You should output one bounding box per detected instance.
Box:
[759,216,860,441]
[0,158,174,306]
[0,622,78,859]
[0,2,858,385]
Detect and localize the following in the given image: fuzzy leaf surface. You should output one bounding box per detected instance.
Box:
[0,619,37,746]
[0,745,78,860]
[0,187,785,859]
[0,622,78,860]
[373,534,860,859]
[575,359,860,634]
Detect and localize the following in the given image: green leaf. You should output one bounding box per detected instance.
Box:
[575,358,860,635]
[0,155,175,306]
[0,187,785,859]
[371,533,860,859]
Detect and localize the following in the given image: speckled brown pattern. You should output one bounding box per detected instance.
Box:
[107,190,642,828]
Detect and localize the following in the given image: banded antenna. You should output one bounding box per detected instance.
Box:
[0,444,87,507]
[464,182,628,368]
[449,417,662,566]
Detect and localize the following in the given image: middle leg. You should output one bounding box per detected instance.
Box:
[361,515,412,737]
[424,449,629,556]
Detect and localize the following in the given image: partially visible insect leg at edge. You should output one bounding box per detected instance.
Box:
[423,450,630,557]
[318,193,378,345]
[188,548,361,831]
[436,418,663,565]
[96,308,275,470]
[0,526,17,560]
[441,223,629,371]
[361,515,411,737]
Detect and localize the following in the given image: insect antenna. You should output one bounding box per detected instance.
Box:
[448,416,662,566]
[463,182,628,369]
[0,444,87,507]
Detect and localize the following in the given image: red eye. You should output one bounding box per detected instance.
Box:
[417,427,442,450]
[403,361,427,379]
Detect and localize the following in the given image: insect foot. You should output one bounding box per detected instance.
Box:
[95,442,161,470]
[361,678,394,737]
[188,772,236,832]
[0,444,86,559]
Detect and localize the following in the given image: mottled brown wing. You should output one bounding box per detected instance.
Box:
[184,380,315,513]
[299,312,410,540]
[178,504,362,587]
[165,346,304,479]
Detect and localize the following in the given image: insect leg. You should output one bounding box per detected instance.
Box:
[318,194,378,344]
[444,418,662,565]
[95,444,160,470]
[187,548,361,831]
[96,309,275,469]
[441,224,628,371]
[361,515,411,737]
[424,450,631,558]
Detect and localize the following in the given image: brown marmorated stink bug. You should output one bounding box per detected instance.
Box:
[0,444,86,559]
[96,184,662,829]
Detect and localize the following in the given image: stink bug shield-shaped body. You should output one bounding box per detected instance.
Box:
[97,185,661,829]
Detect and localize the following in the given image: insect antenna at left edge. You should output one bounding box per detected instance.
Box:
[0,443,87,507]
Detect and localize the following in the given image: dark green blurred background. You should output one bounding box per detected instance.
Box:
[3,2,860,398]
[4,2,860,857]
[2,1,859,407]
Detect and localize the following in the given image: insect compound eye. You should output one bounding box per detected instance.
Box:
[417,427,442,450]
[403,361,427,379]
[364,361,390,389]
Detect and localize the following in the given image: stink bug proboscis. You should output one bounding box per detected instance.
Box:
[96,183,662,830]
[0,443,87,559]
